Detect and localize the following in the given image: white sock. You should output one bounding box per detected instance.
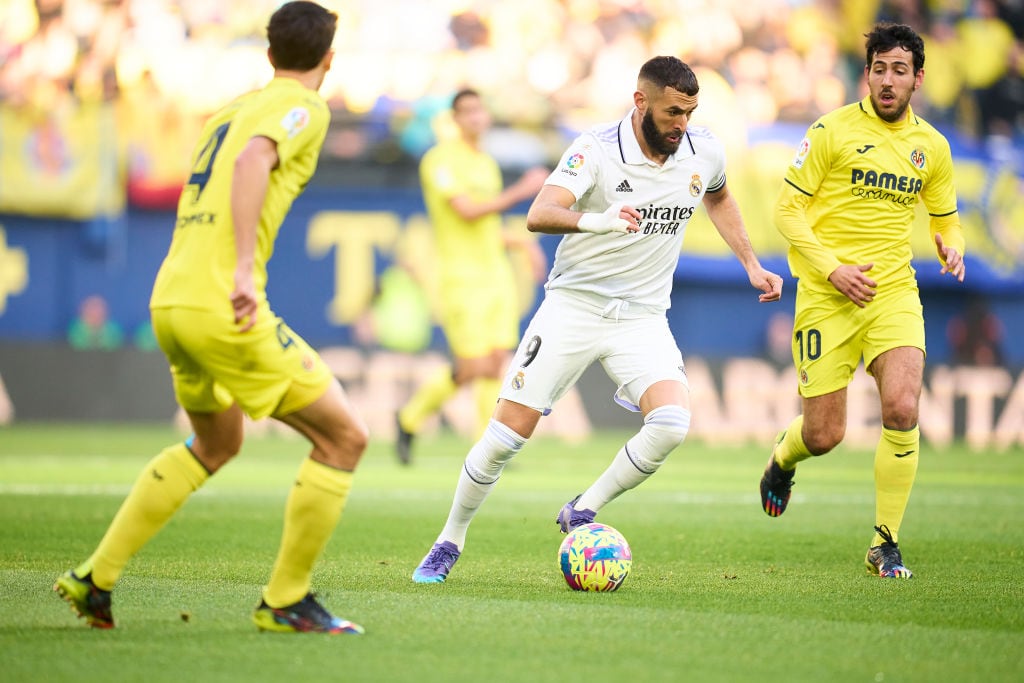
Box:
[438,419,526,549]
[577,405,690,511]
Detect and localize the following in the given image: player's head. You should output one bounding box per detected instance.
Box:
[863,22,924,123]
[451,88,491,140]
[267,1,337,73]
[635,56,699,157]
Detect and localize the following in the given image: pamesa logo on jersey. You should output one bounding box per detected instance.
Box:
[849,167,922,207]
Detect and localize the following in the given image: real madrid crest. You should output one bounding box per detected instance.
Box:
[689,174,703,197]
[512,371,525,390]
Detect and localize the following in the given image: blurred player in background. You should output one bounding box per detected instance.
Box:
[395,88,548,465]
[759,22,966,579]
[412,56,783,583]
[54,1,367,634]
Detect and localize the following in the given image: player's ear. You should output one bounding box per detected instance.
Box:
[322,49,335,72]
[633,89,646,112]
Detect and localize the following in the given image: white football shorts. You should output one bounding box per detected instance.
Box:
[498,288,688,414]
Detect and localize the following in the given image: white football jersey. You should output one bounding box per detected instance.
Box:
[543,110,726,310]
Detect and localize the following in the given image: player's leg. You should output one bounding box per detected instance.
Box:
[861,288,924,577]
[762,285,859,516]
[863,346,922,578]
[560,315,691,531]
[240,316,368,633]
[71,405,240,583]
[868,345,923,536]
[55,309,239,628]
[562,379,690,533]
[397,282,511,462]
[412,399,538,583]
[268,380,367,602]
[414,291,590,582]
[395,288,472,462]
[396,364,458,463]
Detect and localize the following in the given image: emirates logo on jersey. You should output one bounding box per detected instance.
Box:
[633,203,696,236]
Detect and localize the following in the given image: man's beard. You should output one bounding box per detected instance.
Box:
[641,110,681,156]
[871,90,910,123]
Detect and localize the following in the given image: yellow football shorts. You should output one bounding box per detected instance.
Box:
[438,277,520,359]
[151,306,334,420]
[791,281,925,398]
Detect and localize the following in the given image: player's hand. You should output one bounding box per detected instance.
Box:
[828,263,876,308]
[751,268,783,302]
[231,271,258,333]
[935,233,966,282]
[576,203,640,234]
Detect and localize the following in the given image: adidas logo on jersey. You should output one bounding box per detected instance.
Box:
[615,179,633,192]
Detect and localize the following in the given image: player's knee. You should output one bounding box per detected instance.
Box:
[638,405,691,467]
[881,397,918,431]
[465,419,526,482]
[804,428,842,455]
[188,440,239,474]
[347,420,370,456]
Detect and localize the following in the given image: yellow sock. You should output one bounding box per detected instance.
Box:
[399,365,458,433]
[774,415,813,471]
[263,458,353,608]
[473,377,501,439]
[873,425,919,545]
[79,443,209,590]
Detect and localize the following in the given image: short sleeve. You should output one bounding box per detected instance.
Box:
[544,134,599,201]
[783,119,831,195]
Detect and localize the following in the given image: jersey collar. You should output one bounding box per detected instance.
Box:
[858,95,919,128]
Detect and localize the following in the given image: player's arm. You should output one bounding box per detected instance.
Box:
[774,181,843,279]
[230,135,278,332]
[931,214,966,282]
[702,184,782,302]
[526,185,640,235]
[924,144,966,282]
[775,181,876,307]
[449,166,550,221]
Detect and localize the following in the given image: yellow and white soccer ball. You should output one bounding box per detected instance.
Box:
[558,522,632,592]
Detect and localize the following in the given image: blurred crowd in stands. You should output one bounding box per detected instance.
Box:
[1,0,1022,184]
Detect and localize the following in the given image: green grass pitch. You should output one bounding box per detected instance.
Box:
[1,423,1022,682]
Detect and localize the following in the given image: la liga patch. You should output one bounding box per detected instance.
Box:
[281,107,310,138]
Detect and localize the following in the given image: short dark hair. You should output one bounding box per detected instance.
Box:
[451,88,480,111]
[267,1,337,71]
[865,22,925,72]
[638,56,699,96]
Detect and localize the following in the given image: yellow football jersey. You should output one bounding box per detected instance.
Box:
[778,96,961,293]
[150,77,329,312]
[419,138,510,285]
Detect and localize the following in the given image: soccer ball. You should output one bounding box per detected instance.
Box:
[558,522,632,592]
